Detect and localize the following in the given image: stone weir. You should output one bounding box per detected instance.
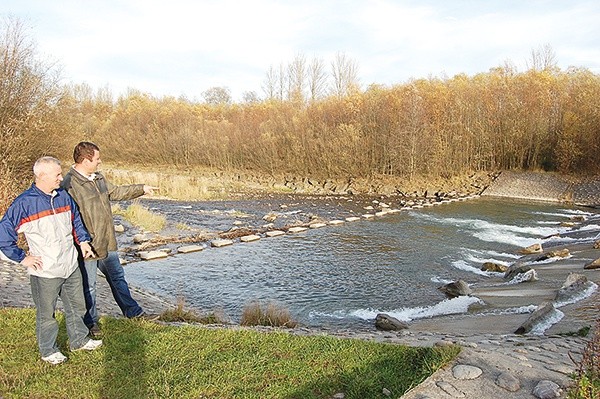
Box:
[482,171,600,207]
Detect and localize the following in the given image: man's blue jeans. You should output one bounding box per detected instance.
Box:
[81,251,143,326]
[30,267,90,357]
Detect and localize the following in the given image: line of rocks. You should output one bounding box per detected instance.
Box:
[125,194,483,262]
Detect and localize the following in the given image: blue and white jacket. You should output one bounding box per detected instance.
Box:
[0,184,91,279]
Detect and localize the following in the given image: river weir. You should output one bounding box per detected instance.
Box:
[120,195,600,335]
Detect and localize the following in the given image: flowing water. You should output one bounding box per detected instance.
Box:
[123,197,600,330]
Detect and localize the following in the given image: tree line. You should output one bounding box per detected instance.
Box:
[72,64,600,179]
[2,19,600,213]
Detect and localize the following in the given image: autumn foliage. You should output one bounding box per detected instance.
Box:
[2,18,600,213]
[74,66,600,180]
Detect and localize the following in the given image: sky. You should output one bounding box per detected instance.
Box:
[2,0,599,102]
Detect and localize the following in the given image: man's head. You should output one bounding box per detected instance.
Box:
[73,141,101,174]
[33,157,63,194]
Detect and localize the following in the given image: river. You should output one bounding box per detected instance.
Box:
[122,196,600,331]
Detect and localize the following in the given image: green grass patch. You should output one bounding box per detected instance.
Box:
[0,307,459,399]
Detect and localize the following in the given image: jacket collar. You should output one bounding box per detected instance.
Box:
[31,183,58,198]
[70,166,101,182]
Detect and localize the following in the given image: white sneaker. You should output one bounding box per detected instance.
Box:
[74,339,103,351]
[41,351,67,365]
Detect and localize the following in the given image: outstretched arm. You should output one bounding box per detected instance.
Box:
[143,185,159,195]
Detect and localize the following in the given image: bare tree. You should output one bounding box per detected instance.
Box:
[0,17,63,210]
[277,63,287,101]
[308,57,327,102]
[330,52,360,98]
[242,90,260,104]
[262,66,278,100]
[203,86,231,105]
[262,64,288,101]
[287,53,306,103]
[527,44,558,71]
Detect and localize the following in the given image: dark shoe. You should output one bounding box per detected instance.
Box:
[89,324,102,338]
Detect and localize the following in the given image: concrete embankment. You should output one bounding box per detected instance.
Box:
[483,171,600,207]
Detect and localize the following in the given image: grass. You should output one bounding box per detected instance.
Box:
[158,296,226,324]
[0,307,459,399]
[240,301,298,328]
[102,166,288,201]
[112,201,166,232]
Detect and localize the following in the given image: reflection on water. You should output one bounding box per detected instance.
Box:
[124,197,599,330]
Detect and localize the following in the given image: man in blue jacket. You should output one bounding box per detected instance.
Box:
[0,156,102,365]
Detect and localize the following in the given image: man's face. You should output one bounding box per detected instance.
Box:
[83,150,102,174]
[37,164,63,193]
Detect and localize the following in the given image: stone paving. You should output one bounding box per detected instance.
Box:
[483,171,600,207]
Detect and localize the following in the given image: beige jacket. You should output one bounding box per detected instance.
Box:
[61,167,144,260]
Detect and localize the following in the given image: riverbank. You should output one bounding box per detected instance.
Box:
[1,242,596,399]
[3,170,600,398]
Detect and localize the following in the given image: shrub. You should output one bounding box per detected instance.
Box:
[240,300,298,328]
[568,320,600,399]
[0,18,66,212]
[159,296,227,324]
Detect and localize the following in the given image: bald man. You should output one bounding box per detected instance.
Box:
[0,156,102,365]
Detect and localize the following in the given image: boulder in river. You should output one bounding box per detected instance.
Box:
[177,244,204,254]
[375,313,409,331]
[138,250,169,260]
[584,257,600,270]
[514,302,555,334]
[518,243,543,255]
[504,263,533,280]
[534,248,570,262]
[481,262,508,273]
[555,273,590,303]
[438,279,472,298]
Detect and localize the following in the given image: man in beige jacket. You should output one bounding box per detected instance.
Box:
[61,142,157,336]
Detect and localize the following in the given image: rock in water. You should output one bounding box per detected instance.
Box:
[555,273,591,303]
[519,243,542,254]
[375,313,409,331]
[534,248,570,261]
[438,279,472,298]
[584,257,600,269]
[514,302,555,334]
[504,263,533,280]
[481,262,508,273]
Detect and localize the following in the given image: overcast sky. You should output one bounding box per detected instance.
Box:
[2,0,599,102]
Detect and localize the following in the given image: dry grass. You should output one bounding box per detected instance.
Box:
[159,296,227,324]
[103,166,290,201]
[240,300,298,328]
[112,201,166,232]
